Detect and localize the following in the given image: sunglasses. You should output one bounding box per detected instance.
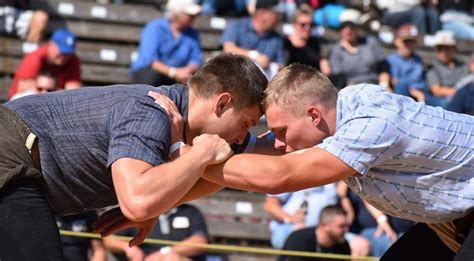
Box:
[296,22,313,29]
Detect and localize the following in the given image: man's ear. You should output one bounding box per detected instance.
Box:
[307,106,322,127]
[213,92,232,117]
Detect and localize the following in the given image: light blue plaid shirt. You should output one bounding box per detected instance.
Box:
[317,84,474,223]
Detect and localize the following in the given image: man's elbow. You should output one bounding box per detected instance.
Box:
[119,197,155,222]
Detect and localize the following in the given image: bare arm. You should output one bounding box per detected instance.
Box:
[112,135,232,222]
[202,147,357,194]
[103,237,145,261]
[64,81,81,90]
[430,83,457,97]
[223,42,269,69]
[166,234,208,257]
[363,200,397,241]
[17,79,37,93]
[90,239,107,261]
[336,181,355,224]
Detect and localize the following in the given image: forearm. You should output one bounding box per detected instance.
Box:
[430,84,456,97]
[202,148,355,194]
[90,240,107,261]
[264,198,291,222]
[174,178,225,207]
[408,88,425,102]
[103,237,129,253]
[223,42,254,57]
[17,79,36,93]
[169,235,208,257]
[151,60,174,76]
[65,81,81,89]
[113,148,212,221]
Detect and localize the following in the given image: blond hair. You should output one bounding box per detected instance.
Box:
[293,4,313,23]
[264,64,337,115]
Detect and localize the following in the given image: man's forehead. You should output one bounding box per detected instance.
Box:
[265,103,290,129]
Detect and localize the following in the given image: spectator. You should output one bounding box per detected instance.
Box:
[10,71,56,100]
[104,204,208,261]
[279,205,351,261]
[426,30,469,107]
[284,4,330,75]
[221,0,284,79]
[130,0,203,86]
[264,185,340,249]
[265,184,370,257]
[446,83,474,115]
[56,212,107,261]
[375,0,439,35]
[346,188,415,257]
[0,0,48,43]
[387,24,427,103]
[446,57,474,115]
[7,28,81,99]
[329,9,390,88]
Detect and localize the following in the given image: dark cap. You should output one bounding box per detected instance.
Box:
[255,0,279,10]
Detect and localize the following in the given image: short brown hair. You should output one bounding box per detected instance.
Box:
[264,64,337,115]
[319,205,346,224]
[189,53,268,111]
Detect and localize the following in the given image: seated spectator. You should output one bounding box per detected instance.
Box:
[329,9,390,87]
[347,188,415,257]
[427,30,469,107]
[221,0,284,79]
[446,83,474,115]
[10,71,57,100]
[387,24,427,103]
[279,205,351,261]
[104,204,208,261]
[376,0,439,35]
[56,211,107,261]
[7,28,81,99]
[130,0,203,86]
[0,0,48,42]
[264,185,340,249]
[284,4,330,75]
[446,57,474,115]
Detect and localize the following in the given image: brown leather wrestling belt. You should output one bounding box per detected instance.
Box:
[25,133,42,172]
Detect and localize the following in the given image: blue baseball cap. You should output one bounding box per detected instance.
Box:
[51,28,76,54]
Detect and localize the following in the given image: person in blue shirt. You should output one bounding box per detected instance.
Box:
[130,0,203,86]
[221,0,284,79]
[387,24,427,103]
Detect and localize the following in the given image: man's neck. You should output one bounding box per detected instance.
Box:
[185,90,204,144]
[325,106,338,136]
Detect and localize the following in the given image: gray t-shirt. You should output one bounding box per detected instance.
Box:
[329,36,387,84]
[426,59,469,88]
[6,84,188,215]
